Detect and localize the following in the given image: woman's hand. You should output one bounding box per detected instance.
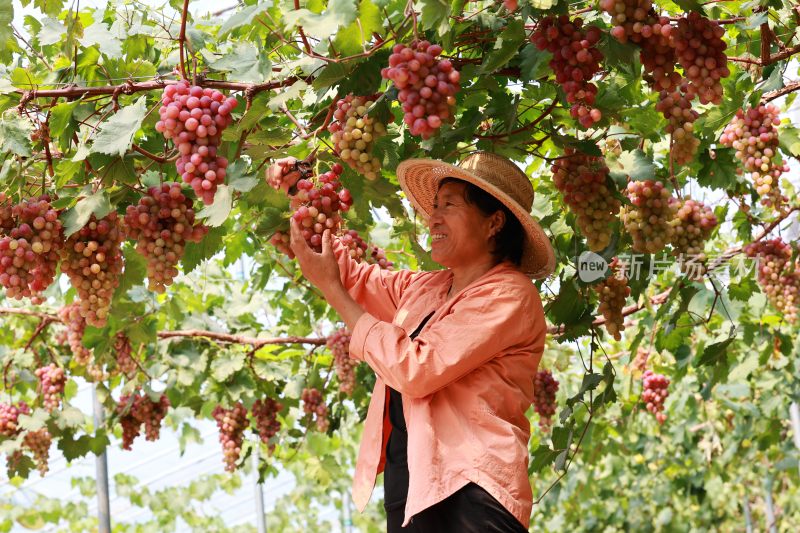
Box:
[289,218,342,295]
[289,219,365,329]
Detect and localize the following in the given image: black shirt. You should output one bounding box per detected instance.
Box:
[383,311,434,510]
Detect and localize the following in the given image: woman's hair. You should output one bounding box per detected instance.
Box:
[438,177,524,266]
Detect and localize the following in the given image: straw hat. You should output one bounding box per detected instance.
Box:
[396,151,556,279]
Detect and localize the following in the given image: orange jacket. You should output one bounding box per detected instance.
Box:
[334,238,547,528]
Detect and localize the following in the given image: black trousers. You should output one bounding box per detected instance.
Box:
[384,464,529,532]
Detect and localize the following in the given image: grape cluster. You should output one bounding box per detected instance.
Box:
[533,370,559,431]
[502,0,518,11]
[642,370,669,424]
[269,231,295,259]
[551,148,621,251]
[58,303,92,366]
[23,428,52,475]
[60,212,124,327]
[0,193,13,234]
[594,257,631,341]
[744,238,799,323]
[631,346,650,373]
[251,398,282,449]
[35,364,66,412]
[655,84,700,165]
[328,95,386,180]
[328,328,357,395]
[340,229,368,263]
[290,164,352,252]
[0,401,29,437]
[117,392,170,450]
[213,403,248,471]
[301,388,330,432]
[620,180,677,254]
[123,183,208,293]
[0,196,63,302]
[670,198,718,280]
[671,12,729,105]
[720,105,789,207]
[156,82,238,204]
[114,332,138,377]
[381,40,460,139]
[368,244,393,270]
[531,16,603,128]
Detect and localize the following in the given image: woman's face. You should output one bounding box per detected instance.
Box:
[428,181,502,268]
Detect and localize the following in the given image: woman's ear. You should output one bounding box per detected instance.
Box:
[489,210,506,238]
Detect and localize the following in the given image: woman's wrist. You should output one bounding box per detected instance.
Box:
[323,283,366,331]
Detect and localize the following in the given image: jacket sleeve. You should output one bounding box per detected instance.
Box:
[332,236,421,323]
[348,282,544,399]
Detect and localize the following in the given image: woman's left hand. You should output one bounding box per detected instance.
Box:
[289,218,342,295]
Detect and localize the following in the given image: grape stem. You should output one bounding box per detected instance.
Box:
[178,0,190,81]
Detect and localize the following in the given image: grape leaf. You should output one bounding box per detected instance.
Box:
[218,2,270,37]
[419,0,450,36]
[90,95,147,157]
[60,190,112,237]
[0,116,33,157]
[480,20,525,74]
[80,21,123,58]
[38,17,66,46]
[196,185,232,227]
[183,224,227,273]
[0,3,12,53]
[519,44,549,81]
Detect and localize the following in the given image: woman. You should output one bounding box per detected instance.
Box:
[288,151,556,532]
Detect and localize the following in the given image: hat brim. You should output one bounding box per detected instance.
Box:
[396,158,556,279]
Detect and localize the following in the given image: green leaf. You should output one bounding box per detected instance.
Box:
[17,409,49,431]
[90,95,147,157]
[38,17,66,46]
[519,44,549,81]
[208,42,271,83]
[611,149,655,182]
[419,0,450,36]
[117,246,147,297]
[60,190,112,237]
[211,352,246,381]
[529,444,559,473]
[282,0,357,37]
[779,126,800,157]
[183,225,227,273]
[33,0,65,16]
[0,115,33,157]
[80,21,123,58]
[218,2,270,37]
[0,3,12,53]
[697,337,735,367]
[480,20,525,74]
[697,148,741,191]
[196,185,232,227]
[312,63,349,91]
[728,275,757,303]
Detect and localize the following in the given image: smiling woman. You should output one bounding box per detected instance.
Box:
[287,152,556,532]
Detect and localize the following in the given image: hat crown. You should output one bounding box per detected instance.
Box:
[456,152,534,211]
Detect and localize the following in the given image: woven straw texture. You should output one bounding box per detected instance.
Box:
[396,152,556,279]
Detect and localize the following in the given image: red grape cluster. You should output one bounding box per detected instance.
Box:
[266,156,311,195]
[155,82,238,205]
[289,164,352,252]
[631,346,650,373]
[381,40,460,139]
[60,212,124,327]
[594,257,631,341]
[720,104,789,207]
[23,428,52,475]
[35,364,66,412]
[328,328,357,395]
[671,12,729,105]
[744,238,799,323]
[301,387,330,432]
[340,229,368,263]
[328,94,386,180]
[531,16,603,128]
[368,245,393,269]
[0,196,63,302]
[269,231,295,259]
[0,193,13,234]
[58,303,92,366]
[251,398,282,449]
[117,392,170,450]
[670,198,718,280]
[213,402,248,471]
[551,148,621,251]
[114,332,138,377]
[655,84,700,165]
[0,401,29,437]
[533,370,559,431]
[123,183,208,293]
[620,180,677,254]
[642,370,669,424]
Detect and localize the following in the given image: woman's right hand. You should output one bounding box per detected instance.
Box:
[289,218,342,295]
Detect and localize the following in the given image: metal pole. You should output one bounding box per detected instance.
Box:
[791,402,800,477]
[764,476,777,533]
[92,384,111,533]
[743,494,753,533]
[253,443,267,533]
[343,490,353,533]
